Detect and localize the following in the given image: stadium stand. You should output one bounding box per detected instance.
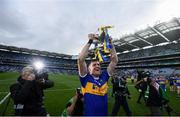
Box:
[101,17,180,76]
[0,46,78,74]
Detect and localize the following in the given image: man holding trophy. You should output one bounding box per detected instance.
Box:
[77,26,118,116]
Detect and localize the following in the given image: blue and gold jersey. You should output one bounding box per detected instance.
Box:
[176,78,180,86]
[79,70,110,116]
[157,79,166,91]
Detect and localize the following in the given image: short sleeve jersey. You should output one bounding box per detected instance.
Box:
[79,70,110,116]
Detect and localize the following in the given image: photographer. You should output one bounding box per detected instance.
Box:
[135,70,147,104]
[142,72,169,116]
[111,74,132,116]
[61,88,84,116]
[9,66,54,116]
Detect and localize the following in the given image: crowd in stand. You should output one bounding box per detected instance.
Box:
[0,50,77,74]
[0,51,76,65]
[119,42,180,61]
[0,65,23,72]
[1,42,179,75]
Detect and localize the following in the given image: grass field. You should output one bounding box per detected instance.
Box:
[0,72,180,116]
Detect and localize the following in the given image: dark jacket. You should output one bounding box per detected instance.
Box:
[10,76,54,116]
[146,85,169,107]
[112,77,130,96]
[146,85,162,107]
[139,81,148,92]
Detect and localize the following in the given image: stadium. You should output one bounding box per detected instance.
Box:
[1,0,180,116]
[0,16,180,116]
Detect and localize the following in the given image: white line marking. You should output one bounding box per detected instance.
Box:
[0,92,10,105]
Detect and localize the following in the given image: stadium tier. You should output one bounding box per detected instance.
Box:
[102,17,180,70]
[101,42,180,69]
[0,46,77,74]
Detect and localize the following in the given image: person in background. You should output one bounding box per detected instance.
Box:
[111,74,132,116]
[175,74,180,98]
[157,76,167,92]
[131,74,135,84]
[135,70,147,104]
[143,72,169,116]
[169,76,175,92]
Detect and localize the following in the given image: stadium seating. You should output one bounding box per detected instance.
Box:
[0,49,77,74]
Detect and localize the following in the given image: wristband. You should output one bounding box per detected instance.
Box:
[88,39,93,45]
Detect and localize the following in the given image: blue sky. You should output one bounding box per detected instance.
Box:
[0,0,180,55]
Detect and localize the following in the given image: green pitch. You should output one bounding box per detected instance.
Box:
[0,72,180,116]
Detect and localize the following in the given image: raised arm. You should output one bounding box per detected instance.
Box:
[77,34,97,76]
[107,38,119,76]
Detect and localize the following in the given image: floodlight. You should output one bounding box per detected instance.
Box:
[33,61,44,70]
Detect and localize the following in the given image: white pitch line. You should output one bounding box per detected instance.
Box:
[0,92,10,105]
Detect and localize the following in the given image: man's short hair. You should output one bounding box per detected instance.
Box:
[88,59,100,67]
[91,59,99,63]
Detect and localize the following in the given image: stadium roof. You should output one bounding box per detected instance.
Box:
[113,17,180,54]
[0,44,72,59]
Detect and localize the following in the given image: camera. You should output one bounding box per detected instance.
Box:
[76,88,83,99]
[113,76,127,88]
[112,76,128,96]
[34,70,48,81]
[141,71,151,78]
[76,88,81,94]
